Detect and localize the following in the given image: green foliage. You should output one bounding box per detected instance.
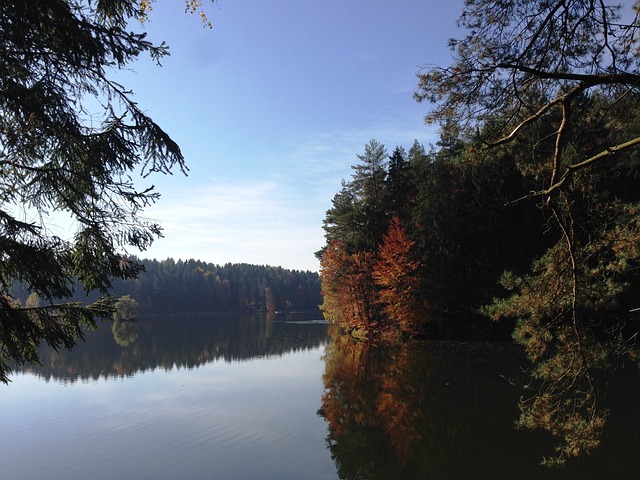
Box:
[484,197,640,465]
[319,0,640,465]
[318,133,544,337]
[385,146,412,220]
[0,297,113,384]
[415,0,640,139]
[320,140,390,255]
[111,313,139,347]
[0,1,190,382]
[410,0,640,465]
[320,142,421,337]
[113,295,138,322]
[104,259,322,314]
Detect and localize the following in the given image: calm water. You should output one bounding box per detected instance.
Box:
[1,312,334,480]
[2,312,640,479]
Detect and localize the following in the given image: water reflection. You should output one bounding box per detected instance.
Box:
[111,318,138,346]
[319,329,640,480]
[12,312,640,479]
[4,314,335,480]
[20,311,328,382]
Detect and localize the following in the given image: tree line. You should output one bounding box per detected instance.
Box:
[14,259,322,315]
[317,136,548,338]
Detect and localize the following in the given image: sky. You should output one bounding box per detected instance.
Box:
[119,0,465,272]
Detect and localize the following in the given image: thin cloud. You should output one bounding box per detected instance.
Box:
[140,179,323,271]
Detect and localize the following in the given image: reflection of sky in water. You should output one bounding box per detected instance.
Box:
[1,348,335,480]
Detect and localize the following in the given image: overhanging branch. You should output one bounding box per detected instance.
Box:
[486,83,586,148]
[510,135,640,205]
[496,63,640,86]
[541,135,640,196]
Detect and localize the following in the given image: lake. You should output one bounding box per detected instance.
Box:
[2,312,640,479]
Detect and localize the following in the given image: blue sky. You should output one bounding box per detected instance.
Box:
[122,0,465,271]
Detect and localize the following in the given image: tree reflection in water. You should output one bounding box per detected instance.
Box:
[19,311,327,382]
[318,327,640,480]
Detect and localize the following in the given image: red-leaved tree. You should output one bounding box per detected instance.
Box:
[372,216,427,336]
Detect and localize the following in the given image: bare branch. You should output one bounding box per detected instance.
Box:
[496,63,640,86]
[540,135,640,197]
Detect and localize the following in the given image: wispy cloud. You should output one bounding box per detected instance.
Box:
[139,179,324,271]
[139,118,438,272]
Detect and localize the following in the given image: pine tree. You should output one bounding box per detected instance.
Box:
[0,1,201,383]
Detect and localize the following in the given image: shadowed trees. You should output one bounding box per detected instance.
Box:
[415,0,640,465]
[319,2,640,462]
[318,137,540,339]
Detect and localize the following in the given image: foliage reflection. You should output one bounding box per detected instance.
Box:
[319,328,640,479]
[17,311,327,382]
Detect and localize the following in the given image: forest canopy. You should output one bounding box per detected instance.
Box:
[11,259,322,315]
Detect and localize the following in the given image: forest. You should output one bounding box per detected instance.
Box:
[318,107,640,465]
[15,259,322,315]
[318,136,554,339]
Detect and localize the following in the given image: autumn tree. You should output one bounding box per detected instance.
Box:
[318,141,391,335]
[320,241,378,336]
[372,216,426,337]
[319,331,433,475]
[319,140,401,336]
[0,0,215,383]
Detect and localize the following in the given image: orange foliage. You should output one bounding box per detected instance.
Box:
[372,216,428,336]
[320,240,378,334]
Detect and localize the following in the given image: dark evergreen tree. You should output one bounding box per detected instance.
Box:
[351,139,390,251]
[385,146,413,222]
[0,0,195,383]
